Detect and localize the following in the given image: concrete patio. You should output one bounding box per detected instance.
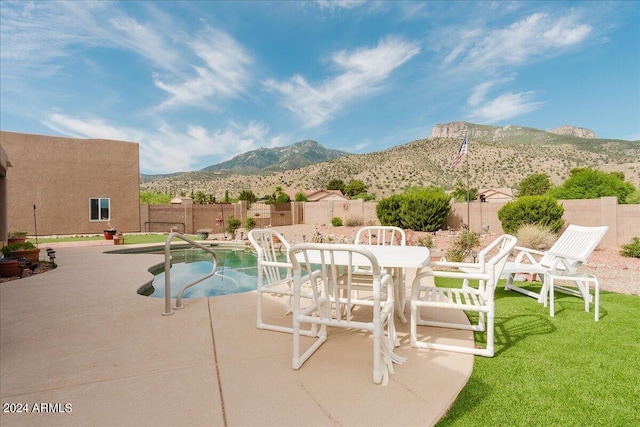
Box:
[1,243,474,426]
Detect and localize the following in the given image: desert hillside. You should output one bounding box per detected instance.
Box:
[140,122,640,199]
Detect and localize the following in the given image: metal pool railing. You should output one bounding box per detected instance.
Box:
[163,232,218,316]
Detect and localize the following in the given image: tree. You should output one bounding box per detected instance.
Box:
[238,189,258,203]
[294,191,308,202]
[451,180,478,202]
[345,179,367,198]
[139,191,172,204]
[518,173,552,197]
[264,186,290,204]
[548,168,635,203]
[326,178,345,194]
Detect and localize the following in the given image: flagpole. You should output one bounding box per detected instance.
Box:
[465,130,470,230]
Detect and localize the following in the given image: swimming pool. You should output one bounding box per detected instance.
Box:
[136,246,269,299]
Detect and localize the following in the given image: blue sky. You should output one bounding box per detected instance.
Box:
[1,1,638,174]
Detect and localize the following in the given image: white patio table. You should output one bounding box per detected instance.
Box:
[293,244,431,324]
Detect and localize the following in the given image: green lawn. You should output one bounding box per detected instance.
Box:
[436,278,640,426]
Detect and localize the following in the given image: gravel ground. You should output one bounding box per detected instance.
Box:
[269,224,640,297]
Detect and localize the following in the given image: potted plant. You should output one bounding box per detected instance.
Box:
[8,231,28,245]
[196,228,212,240]
[0,258,22,277]
[103,222,117,240]
[113,232,125,245]
[1,241,40,264]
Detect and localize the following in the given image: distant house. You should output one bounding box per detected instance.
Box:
[0,131,140,236]
[477,188,514,203]
[285,188,348,202]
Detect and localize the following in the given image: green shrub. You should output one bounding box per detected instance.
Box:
[498,195,565,234]
[376,194,404,227]
[331,217,343,227]
[620,237,640,258]
[548,168,635,204]
[1,241,36,257]
[245,217,256,230]
[225,217,242,235]
[377,189,451,232]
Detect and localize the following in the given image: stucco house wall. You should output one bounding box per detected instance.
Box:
[0,131,140,236]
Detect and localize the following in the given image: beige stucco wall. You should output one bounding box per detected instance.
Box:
[449,196,639,246]
[0,144,8,246]
[0,131,140,235]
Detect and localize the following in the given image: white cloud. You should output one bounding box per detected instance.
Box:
[41,112,283,173]
[449,12,592,72]
[263,36,420,127]
[154,28,254,109]
[467,91,546,123]
[315,1,366,11]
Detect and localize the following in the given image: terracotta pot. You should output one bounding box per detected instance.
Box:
[8,237,26,245]
[10,248,40,264]
[0,259,21,277]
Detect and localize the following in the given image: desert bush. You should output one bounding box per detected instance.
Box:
[445,231,480,262]
[516,224,557,250]
[345,217,364,227]
[498,195,565,234]
[416,234,436,249]
[331,217,343,227]
[620,237,640,258]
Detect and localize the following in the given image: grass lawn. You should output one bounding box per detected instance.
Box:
[435,278,640,426]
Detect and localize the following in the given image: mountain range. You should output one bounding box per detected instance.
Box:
[140,122,639,199]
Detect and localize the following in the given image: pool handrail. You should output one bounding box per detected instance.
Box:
[163,232,219,316]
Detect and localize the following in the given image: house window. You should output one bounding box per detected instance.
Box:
[90,198,110,221]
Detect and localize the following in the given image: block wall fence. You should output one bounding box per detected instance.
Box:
[141,196,637,246]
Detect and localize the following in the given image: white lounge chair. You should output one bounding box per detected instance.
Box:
[289,243,398,385]
[503,225,608,305]
[410,234,518,357]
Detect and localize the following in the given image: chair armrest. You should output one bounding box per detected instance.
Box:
[261,260,293,269]
[512,246,545,264]
[545,251,586,271]
[413,268,490,283]
[431,260,483,270]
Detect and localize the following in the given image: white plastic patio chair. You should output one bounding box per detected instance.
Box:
[248,229,316,336]
[353,226,408,321]
[503,225,608,305]
[289,243,400,385]
[410,234,517,357]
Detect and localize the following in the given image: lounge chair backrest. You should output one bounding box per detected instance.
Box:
[539,225,609,270]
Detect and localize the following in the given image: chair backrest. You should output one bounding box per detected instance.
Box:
[479,234,519,289]
[289,243,386,314]
[539,225,608,270]
[248,229,291,284]
[354,226,406,246]
[472,234,518,293]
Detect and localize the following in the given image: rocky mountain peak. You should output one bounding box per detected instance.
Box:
[549,125,596,139]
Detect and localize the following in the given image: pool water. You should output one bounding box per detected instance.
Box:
[138,247,269,299]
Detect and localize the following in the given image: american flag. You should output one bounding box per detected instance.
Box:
[450,134,468,169]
